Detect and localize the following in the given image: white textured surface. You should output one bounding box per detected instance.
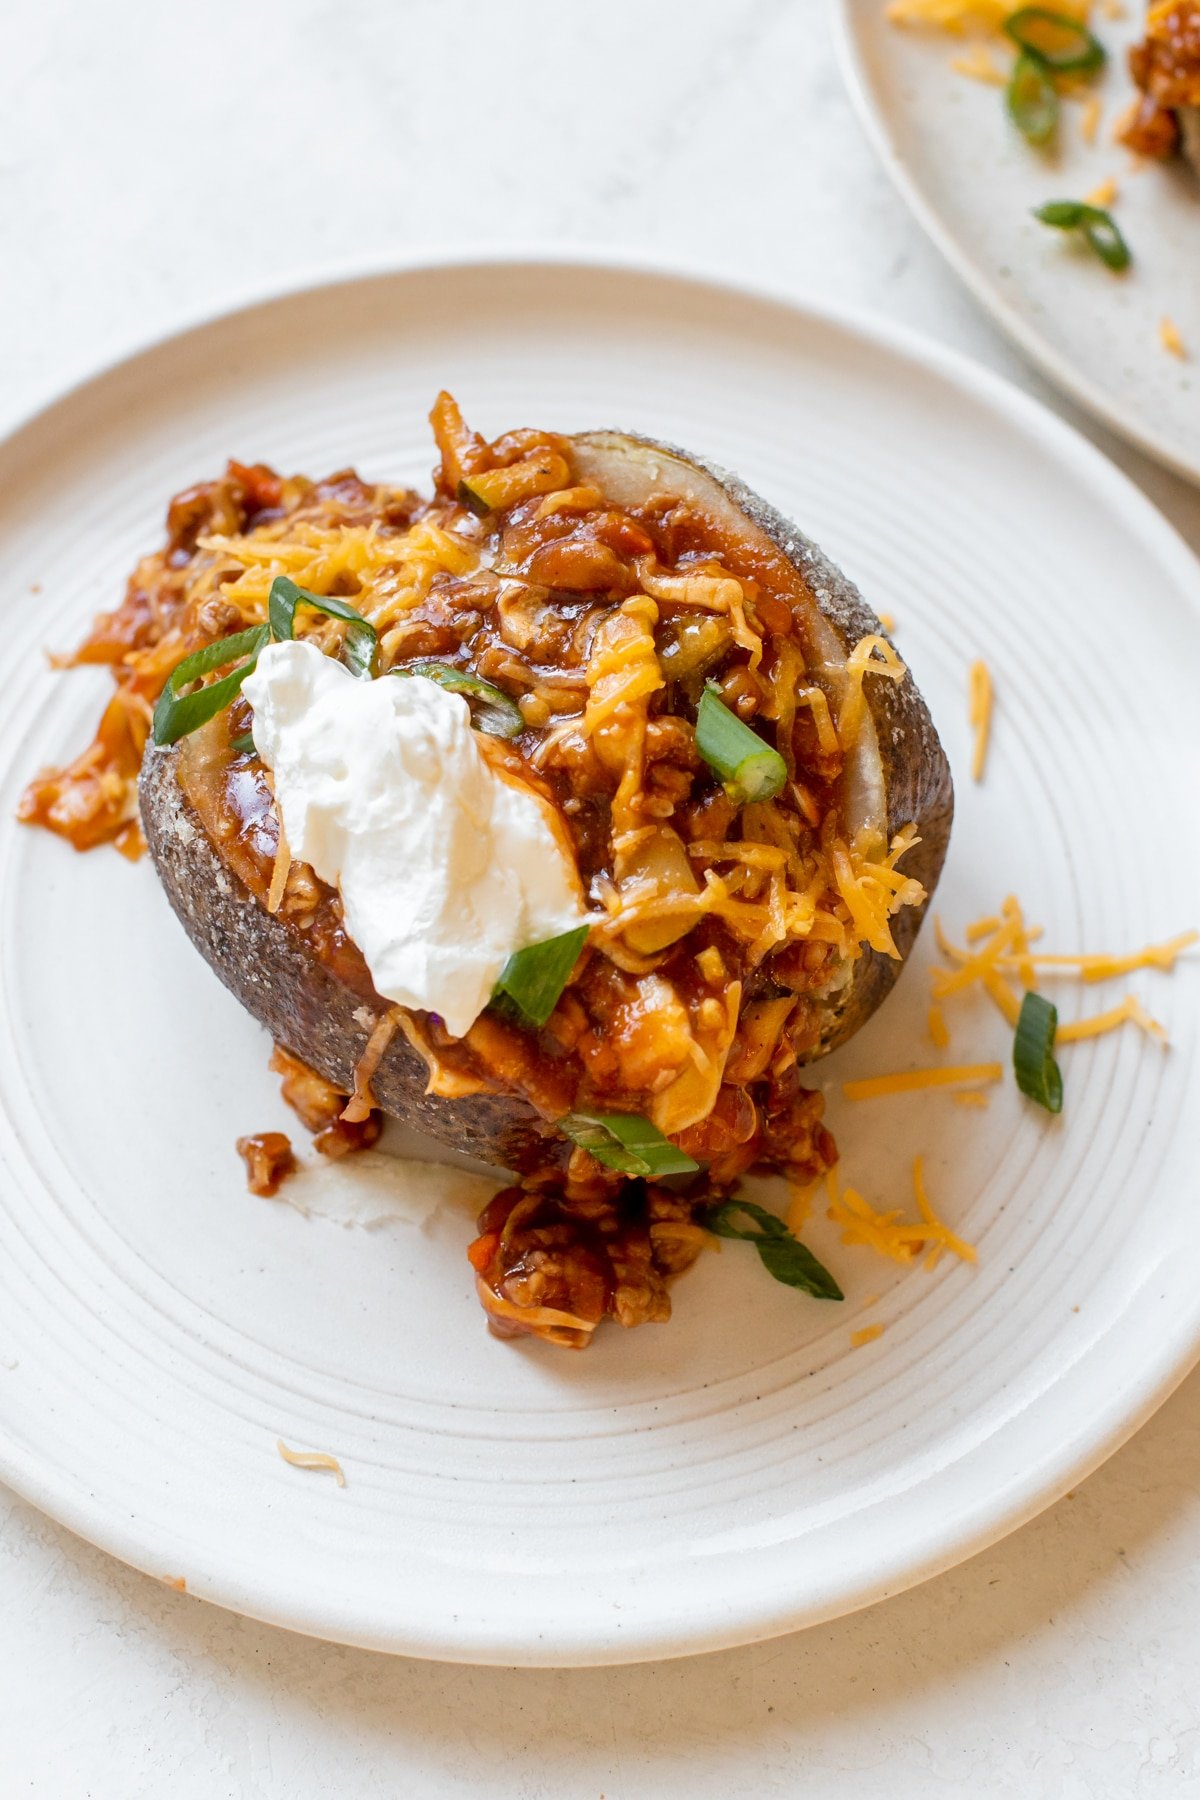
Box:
[4,0,1200,1793]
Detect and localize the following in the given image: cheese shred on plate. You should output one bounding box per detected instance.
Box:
[842,1062,1003,1100]
[1085,176,1118,207]
[1080,96,1104,143]
[276,1438,347,1488]
[949,44,1007,81]
[933,898,1195,1040]
[967,659,992,783]
[826,1160,976,1270]
[850,1322,887,1347]
[887,0,1089,33]
[1160,317,1187,359]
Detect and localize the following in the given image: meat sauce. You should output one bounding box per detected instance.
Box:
[1119,1,1200,157]
[20,394,915,1344]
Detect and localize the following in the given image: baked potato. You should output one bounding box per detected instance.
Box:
[25,396,953,1343]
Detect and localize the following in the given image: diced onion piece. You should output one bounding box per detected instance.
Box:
[620,825,703,954]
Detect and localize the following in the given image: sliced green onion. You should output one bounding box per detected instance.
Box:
[456,477,492,519]
[493,925,589,1028]
[397,662,524,738]
[1007,50,1059,146]
[695,682,786,805]
[558,1111,699,1178]
[1013,990,1063,1114]
[1004,7,1106,72]
[268,575,377,677]
[151,626,270,747]
[1033,200,1131,272]
[698,1198,844,1300]
[229,732,257,756]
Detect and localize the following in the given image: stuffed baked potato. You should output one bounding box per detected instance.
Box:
[23,395,952,1345]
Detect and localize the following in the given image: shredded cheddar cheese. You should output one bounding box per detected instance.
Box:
[203,517,479,644]
[927,1003,950,1049]
[967,659,992,783]
[276,1439,347,1487]
[343,1006,404,1122]
[649,1222,721,1253]
[888,0,1017,31]
[838,635,908,751]
[950,44,1008,81]
[939,911,1197,994]
[913,1156,977,1270]
[933,897,1038,1024]
[266,818,291,915]
[953,1089,991,1108]
[965,914,1000,943]
[826,1161,976,1269]
[888,0,1087,31]
[1080,96,1104,143]
[787,1182,816,1235]
[842,1062,1003,1100]
[1056,995,1167,1043]
[934,904,1193,1053]
[850,1323,887,1347]
[828,1179,919,1264]
[1160,317,1188,360]
[475,1282,600,1337]
[1085,176,1117,206]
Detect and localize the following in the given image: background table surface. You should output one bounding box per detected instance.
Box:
[5,2,1199,1795]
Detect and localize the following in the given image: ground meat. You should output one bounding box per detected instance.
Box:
[269,1043,382,1157]
[1118,92,1181,158]
[236,1131,296,1196]
[1120,4,1200,156]
[468,1179,698,1345]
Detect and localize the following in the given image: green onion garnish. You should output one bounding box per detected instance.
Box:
[493,925,589,1028]
[1007,50,1059,145]
[397,663,524,739]
[558,1111,699,1178]
[1033,200,1131,272]
[698,1198,844,1300]
[695,682,786,805]
[1004,7,1106,72]
[1013,991,1063,1114]
[151,625,270,747]
[268,575,377,677]
[456,477,492,519]
[153,579,378,747]
[229,732,257,756]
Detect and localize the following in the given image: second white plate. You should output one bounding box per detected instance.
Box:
[835,0,1200,484]
[1,254,1199,1664]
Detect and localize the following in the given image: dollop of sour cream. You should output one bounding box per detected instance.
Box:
[242,640,589,1037]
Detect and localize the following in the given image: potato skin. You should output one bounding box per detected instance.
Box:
[571,432,954,1055]
[138,742,549,1170]
[705,453,952,1053]
[139,434,952,1164]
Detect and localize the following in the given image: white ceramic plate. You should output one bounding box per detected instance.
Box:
[2,254,1199,1666]
[834,0,1200,484]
